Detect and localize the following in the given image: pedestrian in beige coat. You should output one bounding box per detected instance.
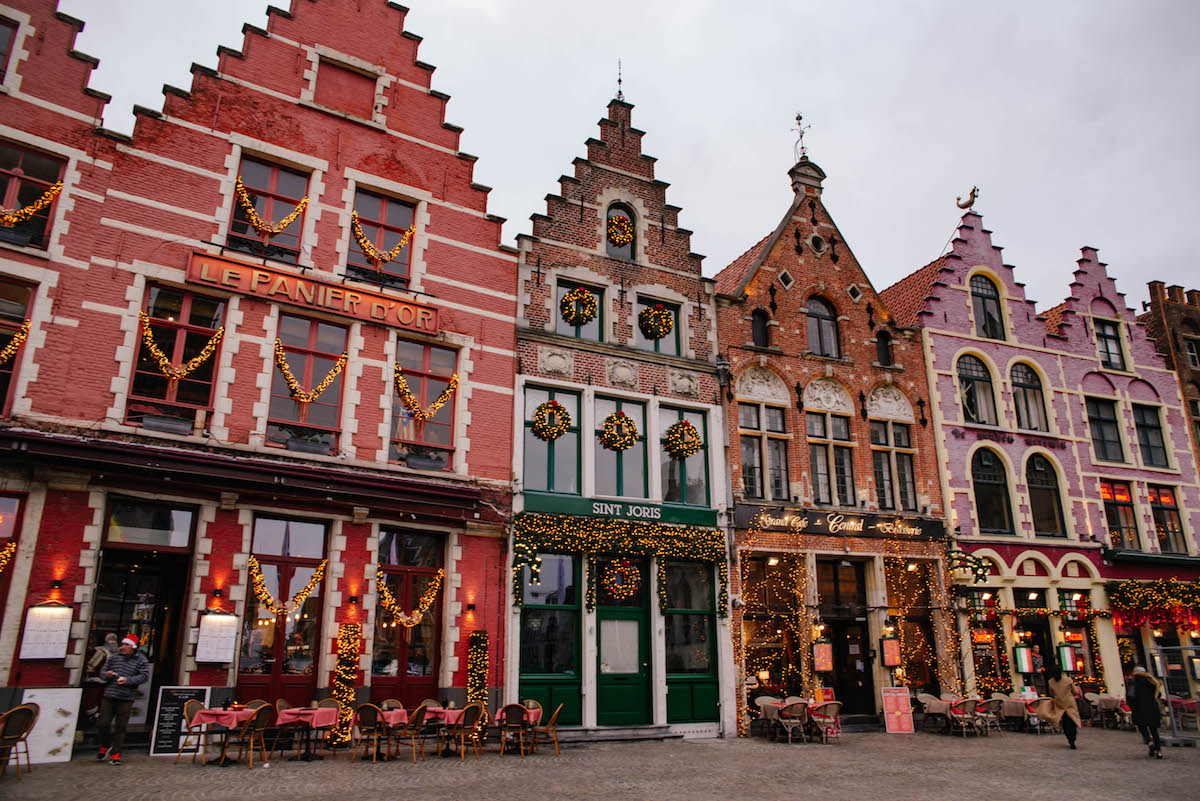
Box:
[1037,667,1082,749]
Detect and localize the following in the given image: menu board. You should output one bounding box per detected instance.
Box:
[150,686,209,756]
[18,604,73,660]
[195,613,238,663]
[882,637,902,668]
[813,641,834,673]
[22,688,82,763]
[881,687,914,733]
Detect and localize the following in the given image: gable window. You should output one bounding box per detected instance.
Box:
[751,309,770,348]
[635,297,680,356]
[0,19,16,82]
[1026,454,1065,537]
[875,331,893,366]
[391,340,456,471]
[806,297,839,358]
[807,411,853,506]
[227,156,308,264]
[605,204,635,260]
[0,278,32,415]
[1185,338,1200,369]
[970,275,1005,340]
[267,314,347,455]
[870,420,916,511]
[1100,479,1138,550]
[127,287,225,433]
[1133,404,1168,468]
[1094,319,1125,371]
[523,387,579,494]
[556,281,603,341]
[1086,397,1123,462]
[595,397,647,498]
[739,403,789,501]
[1011,363,1047,431]
[0,141,65,250]
[971,449,1013,535]
[661,406,708,506]
[347,188,415,287]
[957,355,997,425]
[1149,486,1184,554]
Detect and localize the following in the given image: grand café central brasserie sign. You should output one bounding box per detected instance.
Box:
[733,505,944,540]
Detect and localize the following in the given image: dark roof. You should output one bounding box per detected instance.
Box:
[879,256,947,328]
[714,234,772,297]
[1041,302,1068,335]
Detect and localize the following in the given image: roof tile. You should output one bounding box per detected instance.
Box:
[714,234,772,297]
[879,256,947,328]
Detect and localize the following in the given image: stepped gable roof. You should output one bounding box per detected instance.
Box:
[879,256,947,328]
[714,234,772,297]
[1041,302,1068,335]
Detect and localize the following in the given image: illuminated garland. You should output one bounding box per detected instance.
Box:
[969,626,1013,694]
[333,624,360,745]
[467,630,488,706]
[586,556,598,612]
[601,559,641,600]
[598,411,638,451]
[0,181,62,226]
[350,211,415,264]
[0,541,15,576]
[531,400,570,441]
[376,568,444,626]
[247,555,328,615]
[274,339,347,404]
[393,365,458,421]
[559,286,597,327]
[996,607,1112,620]
[947,549,990,584]
[137,312,223,379]
[638,304,673,341]
[607,215,633,246]
[1106,578,1200,614]
[663,420,703,459]
[234,176,308,236]
[0,320,31,367]
[1076,619,1107,694]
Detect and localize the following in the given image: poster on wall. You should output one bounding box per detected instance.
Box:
[813,641,834,673]
[22,688,82,763]
[881,687,915,733]
[150,686,209,757]
[128,664,154,726]
[18,604,73,660]
[195,612,238,663]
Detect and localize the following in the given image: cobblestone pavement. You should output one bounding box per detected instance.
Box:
[2,729,1198,801]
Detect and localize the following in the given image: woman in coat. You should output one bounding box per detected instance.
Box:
[1037,667,1082,748]
[1127,666,1163,758]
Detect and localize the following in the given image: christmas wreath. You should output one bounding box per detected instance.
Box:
[560,286,597,327]
[531,400,571,441]
[664,420,703,459]
[602,559,641,600]
[607,215,634,247]
[599,411,638,451]
[638,303,674,340]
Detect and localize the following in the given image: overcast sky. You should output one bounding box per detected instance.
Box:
[59,0,1200,311]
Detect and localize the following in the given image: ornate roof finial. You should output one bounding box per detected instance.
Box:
[616,59,624,101]
[956,186,979,210]
[792,111,811,162]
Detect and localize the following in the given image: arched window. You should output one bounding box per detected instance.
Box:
[876,331,893,366]
[1026,454,1065,537]
[970,275,1005,340]
[958,355,997,425]
[751,309,770,348]
[605,204,635,260]
[971,449,1013,535]
[1011,363,1047,431]
[806,297,839,358]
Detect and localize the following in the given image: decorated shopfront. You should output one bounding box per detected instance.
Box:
[1106,579,1200,697]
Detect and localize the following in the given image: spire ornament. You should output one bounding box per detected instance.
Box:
[956,186,979,210]
[792,112,811,162]
[616,58,624,101]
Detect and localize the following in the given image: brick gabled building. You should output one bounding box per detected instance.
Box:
[716,157,955,727]
[0,0,516,739]
[1142,282,1200,471]
[509,99,733,737]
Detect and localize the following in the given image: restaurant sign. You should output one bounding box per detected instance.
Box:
[733,504,944,541]
[522,492,718,528]
[188,253,439,334]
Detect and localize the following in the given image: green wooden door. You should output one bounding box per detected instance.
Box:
[595,557,651,725]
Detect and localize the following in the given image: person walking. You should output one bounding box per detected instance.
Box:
[1127,666,1163,759]
[1037,666,1082,749]
[95,635,150,765]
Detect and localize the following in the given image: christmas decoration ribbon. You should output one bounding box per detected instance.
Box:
[1,182,62,227]
[351,211,415,264]
[393,365,458,421]
[274,339,347,404]
[138,312,223,379]
[247,554,328,615]
[376,567,444,626]
[0,541,15,577]
[234,176,308,236]
[0,319,31,367]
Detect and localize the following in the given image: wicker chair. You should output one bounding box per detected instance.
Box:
[175,699,215,764]
[0,704,39,779]
[809,701,843,743]
[438,702,485,761]
[245,699,268,710]
[389,703,428,763]
[352,703,389,763]
[381,698,403,711]
[775,701,807,744]
[313,699,342,757]
[224,704,274,768]
[975,698,1003,736]
[948,699,979,737]
[498,703,530,757]
[530,703,563,756]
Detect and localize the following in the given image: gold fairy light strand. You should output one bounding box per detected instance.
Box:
[393,365,458,421]
[377,568,444,626]
[0,182,62,227]
[248,555,328,615]
[234,176,308,236]
[0,541,15,576]
[351,211,415,264]
[274,339,347,403]
[0,320,31,367]
[138,312,223,379]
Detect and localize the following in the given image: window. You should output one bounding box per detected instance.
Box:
[595,397,647,498]
[0,278,32,415]
[104,497,195,550]
[227,156,308,264]
[1185,338,1200,369]
[661,406,708,506]
[1190,398,1200,445]
[1026,455,1065,537]
[1149,486,1185,554]
[1100,480,1139,550]
[870,420,917,511]
[391,340,456,470]
[663,562,715,675]
[971,449,1013,535]
[556,281,603,341]
[0,19,16,83]
[876,331,893,366]
[347,188,415,287]
[958,355,997,425]
[523,387,579,494]
[1133,404,1168,467]
[806,297,839,358]
[1011,364,1047,431]
[970,275,1005,340]
[605,204,635,260]
[372,530,441,688]
[751,309,770,348]
[739,403,789,501]
[1086,397,1123,462]
[0,140,65,250]
[1094,319,1125,371]
[127,287,224,432]
[267,314,347,455]
[635,297,680,356]
[520,554,579,675]
[808,411,853,506]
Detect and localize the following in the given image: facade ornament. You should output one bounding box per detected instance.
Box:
[866,385,914,422]
[735,366,789,402]
[538,346,574,377]
[606,358,639,390]
[802,378,852,413]
[668,369,699,397]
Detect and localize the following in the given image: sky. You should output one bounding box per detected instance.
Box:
[58,0,1200,311]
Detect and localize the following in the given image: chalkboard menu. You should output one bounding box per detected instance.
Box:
[150,686,209,757]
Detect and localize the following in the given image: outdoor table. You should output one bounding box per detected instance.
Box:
[277,707,339,761]
[425,706,466,725]
[380,708,409,728]
[760,700,813,723]
[190,707,256,767]
[1000,699,1028,720]
[493,707,542,726]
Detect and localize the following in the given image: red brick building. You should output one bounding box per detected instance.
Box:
[715,157,955,726]
[1142,281,1200,471]
[0,0,515,736]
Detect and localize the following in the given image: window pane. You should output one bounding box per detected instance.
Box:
[665,614,712,674]
[522,555,577,605]
[834,446,855,506]
[621,440,648,498]
[251,517,326,559]
[554,432,579,493]
[892,423,911,449]
[896,452,917,511]
[873,451,894,509]
[741,436,762,498]
[596,438,618,496]
[240,564,279,674]
[870,420,888,446]
[664,562,713,610]
[767,439,789,500]
[810,444,831,504]
[520,609,577,674]
[106,499,194,548]
[739,403,760,430]
[807,412,826,438]
[377,530,441,568]
[765,407,786,433]
[282,568,320,676]
[831,416,851,441]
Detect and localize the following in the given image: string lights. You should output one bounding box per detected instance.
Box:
[0,320,31,367]
[247,555,328,615]
[530,400,570,441]
[601,559,641,600]
[0,540,15,576]
[234,176,307,236]
[273,339,347,404]
[393,365,458,420]
[559,286,597,327]
[598,411,638,451]
[637,303,673,340]
[606,214,634,246]
[376,568,444,626]
[467,630,488,706]
[350,210,415,264]
[663,420,702,459]
[0,181,62,226]
[333,623,360,745]
[1105,578,1200,628]
[137,312,223,379]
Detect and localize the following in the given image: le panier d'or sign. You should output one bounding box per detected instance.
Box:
[188,253,438,334]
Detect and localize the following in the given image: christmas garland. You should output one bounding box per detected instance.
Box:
[560,286,597,327]
[273,339,347,403]
[0,182,62,227]
[247,555,328,615]
[664,420,703,459]
[393,365,458,421]
[350,211,415,264]
[599,411,638,451]
[376,567,444,626]
[0,540,15,577]
[531,400,570,441]
[0,320,31,367]
[601,558,641,600]
[138,312,223,380]
[638,304,673,341]
[607,214,633,247]
[234,176,308,236]
[970,626,1013,694]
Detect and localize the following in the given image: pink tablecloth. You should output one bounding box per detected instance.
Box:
[277,707,339,728]
[380,709,408,727]
[495,707,542,725]
[191,707,257,729]
[425,707,465,724]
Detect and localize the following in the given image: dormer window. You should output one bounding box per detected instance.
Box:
[970,275,1005,340]
[751,309,770,348]
[806,297,839,358]
[1094,319,1126,371]
[876,331,893,366]
[605,204,635,260]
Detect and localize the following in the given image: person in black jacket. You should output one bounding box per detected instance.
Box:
[1127,666,1163,759]
[95,636,151,765]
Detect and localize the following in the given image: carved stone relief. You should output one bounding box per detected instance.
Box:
[735,366,789,402]
[538,346,574,378]
[607,358,639,390]
[866,385,914,421]
[668,369,699,397]
[803,378,853,413]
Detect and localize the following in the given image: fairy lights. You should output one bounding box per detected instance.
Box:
[273,339,347,403]
[0,181,62,227]
[333,623,360,745]
[247,555,328,615]
[393,365,458,420]
[530,400,570,441]
[234,176,308,236]
[601,558,641,600]
[637,303,673,341]
[467,630,488,706]
[1105,578,1200,628]
[137,312,223,379]
[663,420,702,459]
[0,540,15,576]
[351,210,415,264]
[598,411,638,451]
[0,320,31,367]
[559,286,597,327]
[606,214,633,246]
[376,568,444,626]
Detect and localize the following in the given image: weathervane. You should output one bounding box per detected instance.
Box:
[792,112,811,162]
[616,59,623,101]
[956,186,979,210]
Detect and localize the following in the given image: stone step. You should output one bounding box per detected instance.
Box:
[556,724,685,743]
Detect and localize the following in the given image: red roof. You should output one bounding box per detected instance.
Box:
[879,256,947,328]
[714,233,772,297]
[1041,302,1067,335]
